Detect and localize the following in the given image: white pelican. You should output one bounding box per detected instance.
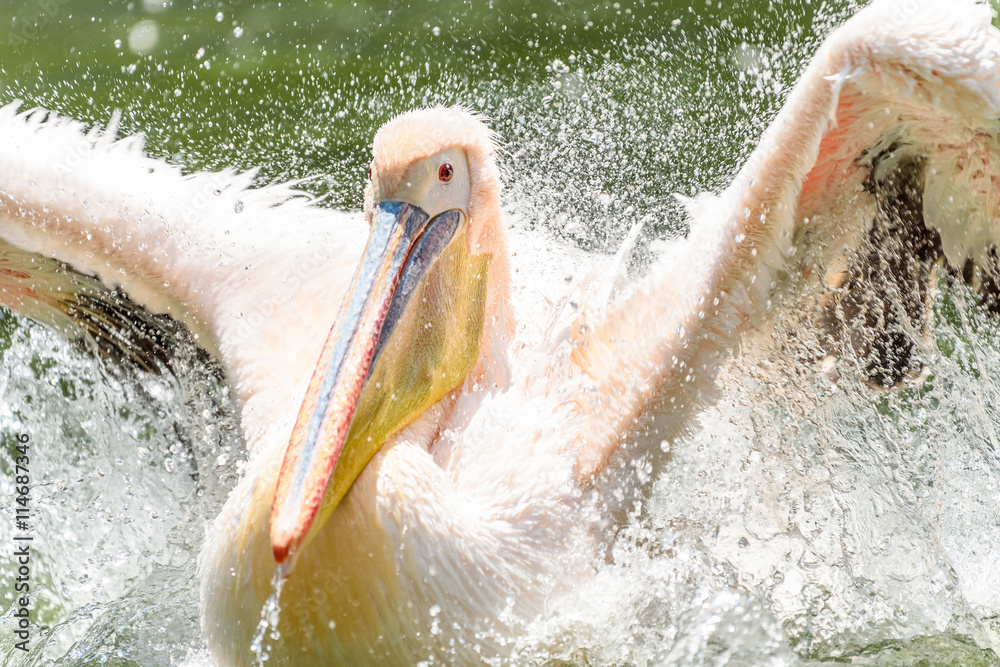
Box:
[1,0,999,662]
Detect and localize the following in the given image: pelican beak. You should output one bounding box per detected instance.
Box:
[270,200,488,564]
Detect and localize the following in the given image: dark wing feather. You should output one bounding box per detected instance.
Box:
[0,240,203,374]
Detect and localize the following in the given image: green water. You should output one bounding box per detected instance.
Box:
[0,0,858,247]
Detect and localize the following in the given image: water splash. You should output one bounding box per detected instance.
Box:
[0,311,242,665]
[249,571,286,665]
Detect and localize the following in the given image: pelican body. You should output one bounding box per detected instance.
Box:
[1,0,999,663]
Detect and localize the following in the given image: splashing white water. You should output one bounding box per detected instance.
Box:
[0,313,242,665]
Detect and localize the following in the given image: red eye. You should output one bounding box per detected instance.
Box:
[367,167,372,181]
[438,163,453,183]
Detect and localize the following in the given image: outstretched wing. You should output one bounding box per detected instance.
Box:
[572,0,1000,478]
[0,104,368,449]
[791,0,1000,385]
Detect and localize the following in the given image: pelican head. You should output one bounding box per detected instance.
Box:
[269,107,510,564]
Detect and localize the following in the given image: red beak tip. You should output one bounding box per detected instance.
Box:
[271,522,294,563]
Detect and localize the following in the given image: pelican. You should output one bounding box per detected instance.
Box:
[1,0,999,662]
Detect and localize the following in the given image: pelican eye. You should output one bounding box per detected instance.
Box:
[438,163,454,183]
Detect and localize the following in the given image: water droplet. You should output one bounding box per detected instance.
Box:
[128,20,159,54]
[215,12,224,22]
[234,200,245,214]
[195,47,206,60]
[429,604,441,617]
[142,0,171,12]
[431,26,441,36]
[233,26,244,38]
